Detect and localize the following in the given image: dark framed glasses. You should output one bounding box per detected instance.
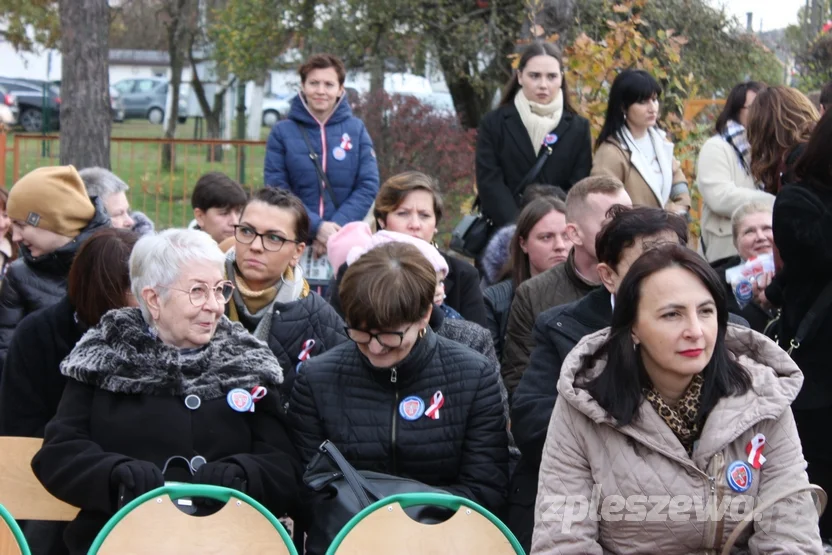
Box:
[345,326,412,348]
[234,225,299,252]
[160,281,235,306]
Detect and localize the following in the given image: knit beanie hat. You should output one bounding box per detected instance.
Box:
[8,165,95,237]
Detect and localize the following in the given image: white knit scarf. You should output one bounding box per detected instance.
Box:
[514,92,564,154]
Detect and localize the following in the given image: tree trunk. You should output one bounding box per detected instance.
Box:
[161,0,190,171]
[58,0,111,168]
[190,51,230,162]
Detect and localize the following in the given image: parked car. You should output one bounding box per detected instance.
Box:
[261,93,291,127]
[112,78,187,124]
[110,86,125,123]
[0,84,19,127]
[0,77,60,132]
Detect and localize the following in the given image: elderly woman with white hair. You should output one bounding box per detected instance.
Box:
[32,229,302,555]
[710,200,775,332]
[78,166,155,234]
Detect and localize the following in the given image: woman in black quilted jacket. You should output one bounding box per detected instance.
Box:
[224,188,348,404]
[289,242,509,554]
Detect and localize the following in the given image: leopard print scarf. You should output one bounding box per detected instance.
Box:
[644,373,704,456]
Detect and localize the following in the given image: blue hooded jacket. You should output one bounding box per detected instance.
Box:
[264,94,379,239]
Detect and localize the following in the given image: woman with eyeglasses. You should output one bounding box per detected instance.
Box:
[290,242,509,554]
[32,229,302,555]
[225,187,348,404]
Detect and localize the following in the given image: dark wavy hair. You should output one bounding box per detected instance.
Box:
[714,81,766,135]
[580,244,751,426]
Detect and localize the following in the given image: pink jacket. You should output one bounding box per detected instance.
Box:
[532,325,822,555]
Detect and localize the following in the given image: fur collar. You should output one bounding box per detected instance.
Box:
[61,308,283,398]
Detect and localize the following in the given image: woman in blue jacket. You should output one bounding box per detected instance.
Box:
[264,53,379,258]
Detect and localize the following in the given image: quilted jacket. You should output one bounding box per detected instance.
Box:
[289,328,509,517]
[264,94,379,239]
[0,197,110,374]
[532,325,823,555]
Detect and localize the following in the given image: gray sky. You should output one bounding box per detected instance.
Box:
[711,0,803,32]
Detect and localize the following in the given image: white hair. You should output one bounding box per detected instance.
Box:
[730,200,774,245]
[130,229,226,323]
[79,167,129,199]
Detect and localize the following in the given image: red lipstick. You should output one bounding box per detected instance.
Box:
[679,349,703,358]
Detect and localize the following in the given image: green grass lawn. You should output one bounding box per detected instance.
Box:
[4,119,270,228]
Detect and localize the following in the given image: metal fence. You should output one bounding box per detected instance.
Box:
[1,132,268,229]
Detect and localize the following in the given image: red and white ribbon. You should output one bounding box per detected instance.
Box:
[249,386,268,412]
[340,133,352,151]
[425,391,444,420]
[745,433,767,469]
[298,339,316,362]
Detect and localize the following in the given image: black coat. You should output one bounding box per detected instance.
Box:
[289,329,509,538]
[231,291,348,402]
[476,105,592,228]
[328,254,488,327]
[31,309,302,555]
[483,279,513,361]
[710,255,774,333]
[0,296,83,437]
[0,198,110,373]
[771,179,832,409]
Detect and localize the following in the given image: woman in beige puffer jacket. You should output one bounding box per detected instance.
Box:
[532,245,822,555]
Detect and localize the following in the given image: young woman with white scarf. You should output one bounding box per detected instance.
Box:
[591,69,691,216]
[697,81,773,262]
[476,42,592,231]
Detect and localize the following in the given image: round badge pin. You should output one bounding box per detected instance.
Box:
[398,396,425,421]
[332,146,346,161]
[726,460,753,493]
[184,394,201,410]
[735,278,753,304]
[227,388,253,412]
[544,133,559,146]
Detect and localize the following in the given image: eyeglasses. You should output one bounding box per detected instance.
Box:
[234,225,299,252]
[159,281,235,306]
[345,326,412,348]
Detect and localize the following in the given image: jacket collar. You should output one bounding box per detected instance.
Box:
[61,307,284,399]
[610,129,675,206]
[558,325,803,464]
[360,327,439,388]
[504,104,574,167]
[564,248,598,289]
[289,92,352,127]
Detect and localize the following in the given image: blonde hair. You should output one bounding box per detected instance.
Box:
[747,86,818,193]
[564,175,625,222]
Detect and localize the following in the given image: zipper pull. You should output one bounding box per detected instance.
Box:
[709,476,715,495]
[390,368,397,384]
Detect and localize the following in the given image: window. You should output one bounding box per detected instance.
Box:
[135,80,159,93]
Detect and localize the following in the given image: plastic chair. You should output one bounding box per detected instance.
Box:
[0,503,30,555]
[325,493,524,555]
[88,484,297,555]
[0,437,78,521]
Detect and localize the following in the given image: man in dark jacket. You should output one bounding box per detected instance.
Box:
[508,205,689,552]
[0,165,110,372]
[501,175,631,394]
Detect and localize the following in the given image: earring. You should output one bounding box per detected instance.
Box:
[419,327,426,338]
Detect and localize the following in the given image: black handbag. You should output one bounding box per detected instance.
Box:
[301,440,449,555]
[450,144,554,258]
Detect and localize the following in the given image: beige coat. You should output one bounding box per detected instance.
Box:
[696,136,775,262]
[592,136,690,213]
[532,326,822,555]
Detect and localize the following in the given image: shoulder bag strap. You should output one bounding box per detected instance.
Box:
[790,281,832,352]
[295,123,341,211]
[318,440,375,507]
[475,144,553,212]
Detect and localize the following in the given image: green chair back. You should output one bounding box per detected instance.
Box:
[88,484,297,555]
[325,492,524,555]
